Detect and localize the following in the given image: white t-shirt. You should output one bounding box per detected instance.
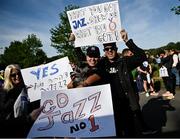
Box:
[172,54,178,67]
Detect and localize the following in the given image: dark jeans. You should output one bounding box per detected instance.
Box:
[171,67,180,85]
[113,99,137,137]
[162,75,176,95]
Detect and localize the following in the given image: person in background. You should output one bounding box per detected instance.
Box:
[0,64,43,137]
[0,70,4,88]
[159,50,175,99]
[122,48,141,97]
[137,61,158,97]
[169,49,179,86]
[122,48,134,57]
[178,51,180,86]
[122,49,146,94]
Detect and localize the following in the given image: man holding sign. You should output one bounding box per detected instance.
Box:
[80,29,157,137]
[67,0,154,137]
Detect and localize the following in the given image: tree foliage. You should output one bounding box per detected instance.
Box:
[147,41,180,56]
[0,34,47,68]
[171,0,180,15]
[50,5,79,63]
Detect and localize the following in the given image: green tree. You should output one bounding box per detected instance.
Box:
[171,0,180,15]
[1,41,25,67]
[147,41,180,56]
[1,34,47,68]
[22,34,47,67]
[50,5,79,63]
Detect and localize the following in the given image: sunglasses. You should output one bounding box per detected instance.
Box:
[103,47,117,51]
[10,72,20,78]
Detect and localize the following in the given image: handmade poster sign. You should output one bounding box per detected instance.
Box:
[27,84,116,138]
[21,57,73,102]
[67,0,122,47]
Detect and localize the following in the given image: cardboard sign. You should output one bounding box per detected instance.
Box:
[21,57,73,102]
[27,84,116,138]
[67,0,122,47]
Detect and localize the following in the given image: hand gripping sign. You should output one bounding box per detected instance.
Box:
[67,0,122,47]
[27,84,116,138]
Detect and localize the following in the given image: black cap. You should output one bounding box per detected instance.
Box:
[86,46,100,58]
[103,42,117,48]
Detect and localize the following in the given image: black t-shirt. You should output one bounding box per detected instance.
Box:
[139,64,151,80]
[97,58,127,99]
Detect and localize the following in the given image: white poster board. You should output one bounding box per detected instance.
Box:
[27,84,116,138]
[21,57,73,102]
[67,0,122,47]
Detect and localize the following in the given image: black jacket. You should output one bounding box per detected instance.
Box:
[160,55,174,76]
[0,88,33,137]
[97,39,147,111]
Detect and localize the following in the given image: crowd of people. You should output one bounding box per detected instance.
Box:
[158,49,180,99]
[0,29,179,138]
[129,49,180,100]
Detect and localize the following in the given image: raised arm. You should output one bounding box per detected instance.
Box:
[120,29,147,70]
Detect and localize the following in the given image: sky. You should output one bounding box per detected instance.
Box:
[0,0,179,57]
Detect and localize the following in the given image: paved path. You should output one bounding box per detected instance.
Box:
[139,86,180,137]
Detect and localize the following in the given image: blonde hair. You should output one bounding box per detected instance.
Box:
[3,64,22,91]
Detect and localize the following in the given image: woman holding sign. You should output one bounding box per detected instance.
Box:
[0,64,43,137]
